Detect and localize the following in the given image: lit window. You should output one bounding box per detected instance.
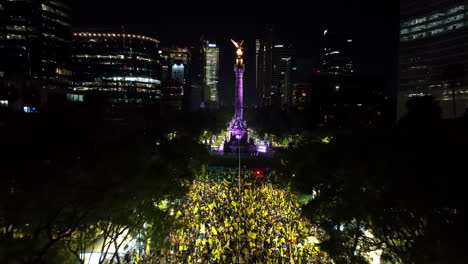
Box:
[6,34,26,40]
[447,5,464,15]
[431,28,445,35]
[41,4,69,18]
[429,13,445,21]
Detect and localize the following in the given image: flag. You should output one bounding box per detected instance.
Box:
[175,210,182,218]
[211,226,218,236]
[247,207,255,215]
[248,231,257,239]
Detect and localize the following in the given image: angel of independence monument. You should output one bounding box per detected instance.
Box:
[223,40,258,154]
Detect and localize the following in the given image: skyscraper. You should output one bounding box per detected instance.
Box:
[189,40,205,112]
[160,47,191,111]
[256,25,273,107]
[0,0,72,111]
[203,40,219,107]
[319,29,354,76]
[256,25,296,108]
[271,42,296,107]
[399,0,468,119]
[72,32,161,104]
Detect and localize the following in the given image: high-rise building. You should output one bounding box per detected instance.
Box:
[0,0,72,111]
[202,40,219,107]
[301,28,388,127]
[271,42,296,107]
[160,47,191,111]
[161,47,190,82]
[319,29,354,76]
[256,25,273,107]
[189,40,205,112]
[256,25,296,108]
[72,32,161,104]
[399,0,468,119]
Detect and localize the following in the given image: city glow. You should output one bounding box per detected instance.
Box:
[73,32,160,43]
[105,76,161,84]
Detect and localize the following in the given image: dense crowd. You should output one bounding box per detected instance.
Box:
[163,169,331,264]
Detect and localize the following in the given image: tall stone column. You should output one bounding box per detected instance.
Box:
[229,39,248,141]
[234,66,245,121]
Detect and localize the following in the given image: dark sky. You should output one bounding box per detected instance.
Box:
[73,0,399,105]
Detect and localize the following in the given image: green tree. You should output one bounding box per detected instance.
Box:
[281,127,466,264]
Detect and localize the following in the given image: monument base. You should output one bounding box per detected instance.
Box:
[223,128,257,154]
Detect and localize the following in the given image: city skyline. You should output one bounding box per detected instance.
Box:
[74,0,399,105]
[1,1,465,264]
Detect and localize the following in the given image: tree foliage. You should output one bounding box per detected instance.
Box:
[0,111,210,264]
[281,122,467,264]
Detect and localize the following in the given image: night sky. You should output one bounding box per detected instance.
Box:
[73,0,399,105]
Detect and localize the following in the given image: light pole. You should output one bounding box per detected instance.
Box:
[236,134,241,264]
[237,134,241,194]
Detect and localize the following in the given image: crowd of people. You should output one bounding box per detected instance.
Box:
[162,168,331,264]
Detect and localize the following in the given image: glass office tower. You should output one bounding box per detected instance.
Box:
[399,0,468,119]
[0,0,72,110]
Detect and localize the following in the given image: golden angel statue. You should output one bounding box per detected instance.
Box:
[231,39,245,67]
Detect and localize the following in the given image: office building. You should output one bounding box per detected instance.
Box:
[188,41,205,111]
[0,0,72,111]
[160,47,191,111]
[271,42,296,107]
[256,25,273,107]
[399,0,468,119]
[256,25,296,108]
[298,28,388,127]
[72,32,161,104]
[319,29,354,76]
[201,40,219,108]
[161,47,190,82]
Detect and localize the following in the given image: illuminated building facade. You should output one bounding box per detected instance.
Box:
[203,41,219,106]
[72,32,161,104]
[160,47,191,111]
[0,0,72,111]
[320,29,354,76]
[256,25,273,107]
[188,40,205,112]
[161,47,190,82]
[399,0,468,119]
[271,42,296,107]
[256,25,296,108]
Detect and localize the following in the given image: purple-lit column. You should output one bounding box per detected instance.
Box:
[234,66,245,121]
